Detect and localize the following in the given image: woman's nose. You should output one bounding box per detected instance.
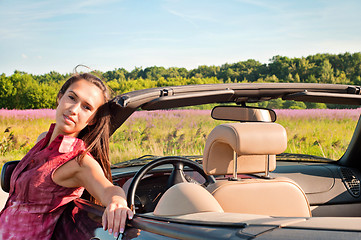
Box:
[69,103,81,114]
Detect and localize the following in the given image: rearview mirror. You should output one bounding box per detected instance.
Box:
[211,106,276,122]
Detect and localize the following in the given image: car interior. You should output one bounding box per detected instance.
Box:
[118,104,361,219]
[127,104,361,236]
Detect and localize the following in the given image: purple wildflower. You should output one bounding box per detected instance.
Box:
[275,108,361,121]
[0,109,56,120]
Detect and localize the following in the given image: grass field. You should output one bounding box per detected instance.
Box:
[1,108,360,168]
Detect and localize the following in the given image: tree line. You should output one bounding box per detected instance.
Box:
[1,52,361,109]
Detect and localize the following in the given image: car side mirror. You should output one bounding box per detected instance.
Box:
[1,160,20,193]
[211,106,276,122]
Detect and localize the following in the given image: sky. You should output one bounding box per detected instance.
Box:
[1,0,361,76]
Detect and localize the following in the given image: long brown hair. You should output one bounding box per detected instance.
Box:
[58,73,112,184]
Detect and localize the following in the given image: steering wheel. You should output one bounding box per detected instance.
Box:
[127,156,216,213]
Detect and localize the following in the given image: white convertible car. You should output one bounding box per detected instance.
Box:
[3,82,361,239]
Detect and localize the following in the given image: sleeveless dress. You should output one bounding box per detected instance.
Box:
[0,124,86,240]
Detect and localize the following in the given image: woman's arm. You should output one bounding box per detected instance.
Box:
[52,155,133,238]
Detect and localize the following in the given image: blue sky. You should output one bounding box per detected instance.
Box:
[1,0,361,75]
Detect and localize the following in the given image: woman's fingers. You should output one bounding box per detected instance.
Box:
[112,207,122,235]
[118,208,134,233]
[127,208,134,220]
[102,211,108,231]
[103,204,133,237]
[106,204,116,235]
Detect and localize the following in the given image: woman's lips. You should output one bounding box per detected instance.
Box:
[63,114,75,124]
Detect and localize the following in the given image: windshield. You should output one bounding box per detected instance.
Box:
[109,108,360,164]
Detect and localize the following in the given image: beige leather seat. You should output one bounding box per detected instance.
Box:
[203,122,311,217]
[153,182,224,216]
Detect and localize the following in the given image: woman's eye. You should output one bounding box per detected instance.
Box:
[68,95,75,101]
[83,105,91,111]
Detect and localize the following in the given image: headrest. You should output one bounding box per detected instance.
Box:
[203,122,287,175]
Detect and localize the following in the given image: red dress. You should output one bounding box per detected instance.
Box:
[0,124,86,240]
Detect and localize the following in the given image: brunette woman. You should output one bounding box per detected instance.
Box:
[0,72,132,239]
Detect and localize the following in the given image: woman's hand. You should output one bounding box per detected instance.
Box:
[102,195,134,238]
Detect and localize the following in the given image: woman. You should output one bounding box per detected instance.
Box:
[0,72,133,239]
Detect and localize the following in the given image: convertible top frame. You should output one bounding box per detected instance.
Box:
[109,83,361,133]
[108,82,361,167]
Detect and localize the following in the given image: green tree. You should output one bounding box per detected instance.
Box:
[103,68,128,82]
[143,66,167,80]
[266,98,284,109]
[0,74,15,108]
[283,100,307,109]
[305,102,327,109]
[268,55,292,80]
[8,72,36,109]
[295,57,315,82]
[320,59,335,83]
[129,67,143,80]
[285,73,294,83]
[264,75,279,83]
[306,74,317,83]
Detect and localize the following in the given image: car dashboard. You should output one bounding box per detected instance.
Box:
[273,161,361,217]
[109,160,361,217]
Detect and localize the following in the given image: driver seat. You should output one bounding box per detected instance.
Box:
[203,122,311,217]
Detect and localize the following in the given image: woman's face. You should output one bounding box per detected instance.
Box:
[54,79,104,138]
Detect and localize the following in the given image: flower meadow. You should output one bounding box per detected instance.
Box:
[0,109,56,120]
[1,108,360,167]
[275,108,361,121]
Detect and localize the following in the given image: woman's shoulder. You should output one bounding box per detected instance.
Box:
[36,131,48,143]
